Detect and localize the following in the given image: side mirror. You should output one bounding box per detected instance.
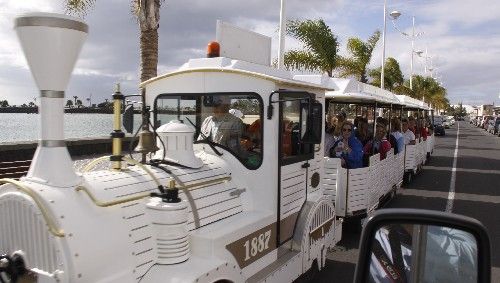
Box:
[300,102,322,144]
[354,209,491,283]
[123,104,134,134]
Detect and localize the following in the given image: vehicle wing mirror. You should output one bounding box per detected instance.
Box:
[123,104,134,134]
[354,208,491,283]
[300,102,322,144]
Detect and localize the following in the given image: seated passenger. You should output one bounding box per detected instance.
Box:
[389,118,404,154]
[355,117,372,146]
[332,111,347,139]
[419,118,428,141]
[329,121,363,169]
[364,119,392,161]
[245,118,262,150]
[324,113,337,156]
[401,118,416,145]
[199,96,244,155]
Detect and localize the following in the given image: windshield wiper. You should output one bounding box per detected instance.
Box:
[185,117,223,156]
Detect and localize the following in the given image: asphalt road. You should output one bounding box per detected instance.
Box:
[312,121,500,282]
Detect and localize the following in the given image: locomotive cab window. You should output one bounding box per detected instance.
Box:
[279,92,315,165]
[154,92,263,169]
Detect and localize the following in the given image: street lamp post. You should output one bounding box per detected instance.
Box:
[278,0,286,69]
[381,0,387,90]
[390,12,423,90]
[380,3,401,90]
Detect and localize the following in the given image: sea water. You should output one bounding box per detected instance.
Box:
[0,113,145,143]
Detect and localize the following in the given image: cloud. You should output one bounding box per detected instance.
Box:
[0,0,499,106]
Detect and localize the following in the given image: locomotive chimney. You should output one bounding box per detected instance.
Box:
[15,13,88,187]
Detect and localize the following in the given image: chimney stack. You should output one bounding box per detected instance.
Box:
[15,13,88,187]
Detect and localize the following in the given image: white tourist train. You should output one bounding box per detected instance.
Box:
[0,13,433,283]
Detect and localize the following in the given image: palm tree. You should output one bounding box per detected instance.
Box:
[407,75,447,108]
[73,95,78,105]
[338,30,380,83]
[369,57,406,92]
[284,19,339,77]
[65,0,163,83]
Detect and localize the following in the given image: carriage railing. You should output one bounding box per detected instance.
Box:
[323,149,405,218]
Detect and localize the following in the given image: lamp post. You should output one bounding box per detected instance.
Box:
[390,11,423,90]
[381,0,387,90]
[380,3,401,90]
[278,0,286,69]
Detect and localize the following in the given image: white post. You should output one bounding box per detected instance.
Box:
[381,0,387,89]
[410,15,415,90]
[278,0,286,69]
[424,47,428,75]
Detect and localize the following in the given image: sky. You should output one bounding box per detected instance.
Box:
[1,0,499,106]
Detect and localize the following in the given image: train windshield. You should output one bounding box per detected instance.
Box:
[154,92,263,169]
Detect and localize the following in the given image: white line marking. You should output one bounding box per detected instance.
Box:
[445,123,460,212]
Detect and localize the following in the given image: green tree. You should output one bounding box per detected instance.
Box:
[66,99,74,108]
[284,19,339,77]
[405,75,448,111]
[0,100,9,107]
[76,99,83,108]
[338,30,380,83]
[369,57,406,92]
[65,0,164,82]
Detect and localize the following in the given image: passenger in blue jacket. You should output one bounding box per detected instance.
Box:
[329,121,364,169]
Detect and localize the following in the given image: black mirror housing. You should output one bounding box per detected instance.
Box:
[300,102,322,144]
[354,208,491,283]
[123,104,134,134]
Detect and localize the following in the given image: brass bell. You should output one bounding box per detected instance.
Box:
[134,128,159,153]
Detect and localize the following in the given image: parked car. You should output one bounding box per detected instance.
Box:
[487,117,500,135]
[470,116,476,124]
[433,116,446,135]
[447,115,456,126]
[443,118,451,129]
[476,116,484,127]
[482,116,493,129]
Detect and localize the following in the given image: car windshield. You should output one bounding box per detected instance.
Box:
[154,92,263,169]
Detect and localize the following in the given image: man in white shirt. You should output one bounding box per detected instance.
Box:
[401,118,416,145]
[199,96,244,155]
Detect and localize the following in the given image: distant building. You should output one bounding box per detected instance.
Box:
[476,104,493,116]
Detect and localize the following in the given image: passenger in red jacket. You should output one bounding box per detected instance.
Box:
[364,118,392,161]
[419,118,428,141]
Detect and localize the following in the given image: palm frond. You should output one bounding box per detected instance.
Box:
[64,0,95,18]
[286,19,338,73]
[284,50,323,73]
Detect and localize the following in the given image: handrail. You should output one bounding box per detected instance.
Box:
[81,155,111,172]
[76,176,232,208]
[0,178,65,237]
[75,186,150,207]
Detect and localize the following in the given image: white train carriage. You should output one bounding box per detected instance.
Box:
[397,95,431,183]
[0,14,341,283]
[420,102,435,160]
[294,77,405,218]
